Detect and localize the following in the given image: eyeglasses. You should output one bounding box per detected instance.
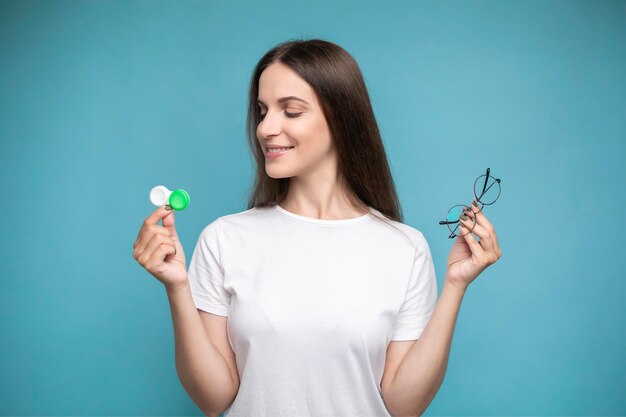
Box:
[439,168,501,239]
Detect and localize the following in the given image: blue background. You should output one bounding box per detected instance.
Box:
[1,0,625,415]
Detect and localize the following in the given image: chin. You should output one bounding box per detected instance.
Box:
[265,170,295,180]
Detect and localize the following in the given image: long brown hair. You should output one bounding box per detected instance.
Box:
[245,38,405,225]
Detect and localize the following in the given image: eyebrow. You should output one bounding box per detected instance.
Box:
[256,96,310,106]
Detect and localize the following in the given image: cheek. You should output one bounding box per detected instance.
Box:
[288,117,331,146]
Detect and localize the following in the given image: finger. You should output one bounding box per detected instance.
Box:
[468,201,494,231]
[137,233,175,265]
[460,216,498,263]
[466,203,501,258]
[140,239,176,271]
[460,216,489,243]
[145,242,177,274]
[133,226,170,255]
[134,205,173,248]
[145,234,176,260]
[457,219,485,256]
[143,205,176,228]
[161,207,179,241]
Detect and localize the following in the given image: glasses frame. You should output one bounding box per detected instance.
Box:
[438,167,502,239]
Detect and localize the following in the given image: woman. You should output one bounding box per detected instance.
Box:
[133,38,502,417]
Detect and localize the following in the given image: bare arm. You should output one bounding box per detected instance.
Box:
[384,279,465,416]
[166,280,239,417]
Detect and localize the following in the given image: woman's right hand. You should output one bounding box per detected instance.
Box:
[133,205,188,290]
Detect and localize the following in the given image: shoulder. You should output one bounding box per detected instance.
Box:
[197,206,269,237]
[216,206,269,228]
[367,208,430,255]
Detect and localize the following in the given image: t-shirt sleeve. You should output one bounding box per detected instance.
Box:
[390,234,438,341]
[186,218,231,317]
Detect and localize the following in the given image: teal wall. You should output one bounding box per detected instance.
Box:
[1,0,624,415]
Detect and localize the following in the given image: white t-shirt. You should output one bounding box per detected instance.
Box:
[187,204,438,417]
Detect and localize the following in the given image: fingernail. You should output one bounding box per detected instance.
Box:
[460,213,468,221]
[471,200,478,208]
[164,204,172,211]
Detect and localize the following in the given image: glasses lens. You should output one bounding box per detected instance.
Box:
[446,204,476,238]
[474,174,501,206]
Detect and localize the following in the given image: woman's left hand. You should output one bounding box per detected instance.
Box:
[445,200,502,291]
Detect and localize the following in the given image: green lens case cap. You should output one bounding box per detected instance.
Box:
[169,189,190,210]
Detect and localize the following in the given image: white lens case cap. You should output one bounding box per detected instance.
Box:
[150,185,171,207]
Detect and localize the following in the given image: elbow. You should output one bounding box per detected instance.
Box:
[383,387,433,417]
[386,406,422,417]
[384,396,423,417]
[196,398,231,417]
[198,384,238,417]
[176,369,238,417]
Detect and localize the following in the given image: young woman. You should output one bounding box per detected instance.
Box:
[133,39,502,417]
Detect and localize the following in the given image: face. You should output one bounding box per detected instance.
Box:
[256,62,337,180]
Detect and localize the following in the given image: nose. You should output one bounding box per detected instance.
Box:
[256,110,282,139]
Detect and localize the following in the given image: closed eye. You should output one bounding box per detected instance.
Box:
[259,111,302,120]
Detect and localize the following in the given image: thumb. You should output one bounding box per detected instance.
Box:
[161,205,179,241]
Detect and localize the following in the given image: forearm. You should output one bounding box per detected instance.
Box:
[166,281,237,417]
[386,279,466,416]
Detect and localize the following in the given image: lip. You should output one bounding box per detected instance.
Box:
[265,146,294,159]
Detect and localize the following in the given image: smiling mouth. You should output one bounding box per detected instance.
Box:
[266,146,295,154]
